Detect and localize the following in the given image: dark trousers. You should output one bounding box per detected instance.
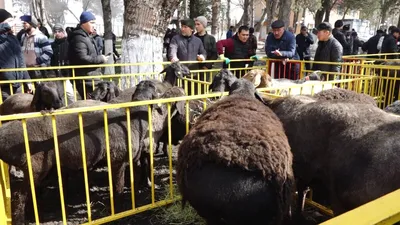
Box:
[76,81,95,100]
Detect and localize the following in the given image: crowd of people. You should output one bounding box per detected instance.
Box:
[0,9,121,102]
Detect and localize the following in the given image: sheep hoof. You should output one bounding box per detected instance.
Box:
[147,179,161,190]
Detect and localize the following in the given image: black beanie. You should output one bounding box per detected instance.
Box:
[0,9,12,23]
[181,19,195,30]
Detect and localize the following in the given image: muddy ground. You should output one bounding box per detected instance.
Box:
[8,142,332,225]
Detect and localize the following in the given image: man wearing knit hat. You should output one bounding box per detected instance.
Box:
[20,14,53,83]
[194,16,217,94]
[194,16,217,69]
[51,23,75,104]
[0,9,33,100]
[169,18,207,69]
[68,11,110,99]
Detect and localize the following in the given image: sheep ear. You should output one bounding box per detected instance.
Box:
[254,91,267,106]
[31,83,43,110]
[253,73,262,87]
[175,101,186,115]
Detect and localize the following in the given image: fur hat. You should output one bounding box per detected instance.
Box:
[195,16,207,28]
[0,9,12,23]
[20,15,38,28]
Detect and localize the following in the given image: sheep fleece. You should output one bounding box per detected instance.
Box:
[177,95,293,185]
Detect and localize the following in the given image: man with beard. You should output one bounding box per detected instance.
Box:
[169,18,207,70]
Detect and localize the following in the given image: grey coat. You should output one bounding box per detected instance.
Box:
[312,35,343,80]
[169,34,207,69]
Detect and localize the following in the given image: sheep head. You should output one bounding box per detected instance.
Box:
[242,69,272,88]
[229,79,266,105]
[209,69,237,93]
[31,82,64,112]
[160,62,191,86]
[160,87,186,117]
[89,81,121,102]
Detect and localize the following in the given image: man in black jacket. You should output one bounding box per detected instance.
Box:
[362,30,384,56]
[332,20,352,55]
[296,25,314,71]
[68,11,109,100]
[51,23,74,104]
[0,9,32,101]
[312,22,343,81]
[381,27,400,59]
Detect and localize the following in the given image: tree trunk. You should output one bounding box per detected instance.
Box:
[101,0,115,75]
[121,0,180,89]
[278,0,292,28]
[266,0,280,33]
[342,7,350,19]
[227,0,231,28]
[323,0,331,22]
[211,0,221,35]
[243,0,250,26]
[189,0,196,18]
[255,7,268,32]
[249,0,254,27]
[397,13,400,28]
[315,8,324,26]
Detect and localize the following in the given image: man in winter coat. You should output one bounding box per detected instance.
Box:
[217,25,253,78]
[248,27,258,67]
[381,27,400,59]
[68,11,110,100]
[20,15,53,83]
[0,9,32,101]
[265,20,299,79]
[194,16,218,69]
[194,16,217,94]
[312,22,343,81]
[296,25,314,71]
[51,23,75,104]
[351,32,363,55]
[37,19,50,38]
[169,19,207,70]
[332,20,352,55]
[362,30,385,56]
[92,29,103,55]
[226,26,234,39]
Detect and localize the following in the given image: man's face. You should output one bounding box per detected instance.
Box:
[195,21,204,33]
[54,30,65,39]
[81,20,96,34]
[22,21,32,30]
[317,30,330,41]
[180,24,192,36]
[394,32,400,39]
[301,28,307,35]
[272,27,284,39]
[238,30,249,42]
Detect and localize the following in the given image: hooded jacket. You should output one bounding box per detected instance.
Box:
[0,23,30,87]
[67,27,104,77]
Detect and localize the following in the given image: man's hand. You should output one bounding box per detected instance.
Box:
[219,54,230,65]
[26,83,33,94]
[171,57,179,63]
[197,54,205,61]
[102,54,110,63]
[273,49,282,57]
[250,55,260,61]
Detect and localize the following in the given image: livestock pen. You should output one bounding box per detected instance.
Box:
[0,58,399,224]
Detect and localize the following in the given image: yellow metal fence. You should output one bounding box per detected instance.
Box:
[1,56,400,224]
